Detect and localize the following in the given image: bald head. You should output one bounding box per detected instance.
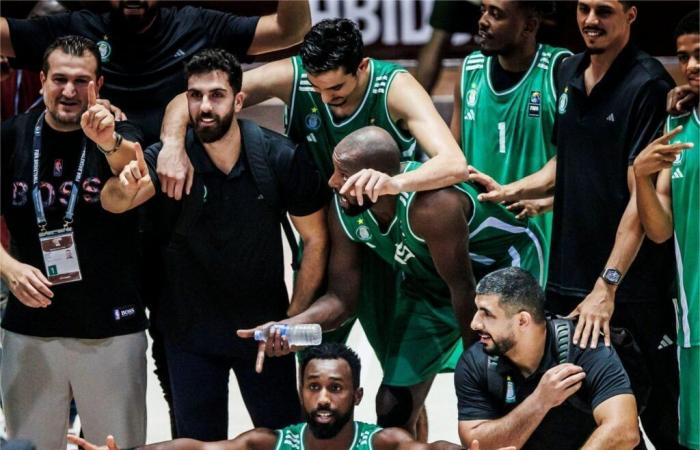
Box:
[333,126,401,176]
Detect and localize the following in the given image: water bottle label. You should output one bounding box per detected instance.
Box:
[254,329,263,341]
[277,324,289,338]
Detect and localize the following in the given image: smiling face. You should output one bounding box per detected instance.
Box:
[677,33,700,92]
[577,0,636,55]
[470,294,518,356]
[301,358,362,439]
[40,49,102,130]
[186,70,242,143]
[478,0,532,56]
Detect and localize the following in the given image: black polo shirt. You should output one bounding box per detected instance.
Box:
[455,320,632,450]
[548,45,676,302]
[142,122,327,356]
[7,7,258,144]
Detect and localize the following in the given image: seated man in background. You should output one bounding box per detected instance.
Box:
[456,267,639,450]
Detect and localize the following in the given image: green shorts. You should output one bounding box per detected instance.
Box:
[679,345,700,449]
[379,279,462,387]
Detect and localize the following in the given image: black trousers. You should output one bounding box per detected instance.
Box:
[164,338,300,441]
[546,292,683,450]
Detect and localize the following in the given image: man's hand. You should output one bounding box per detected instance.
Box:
[567,278,615,348]
[468,166,511,203]
[339,168,401,205]
[666,85,698,116]
[1,260,53,308]
[505,198,552,220]
[633,126,694,178]
[157,140,194,201]
[469,440,515,450]
[237,322,297,374]
[118,143,151,195]
[81,81,117,149]
[95,98,127,122]
[67,434,120,450]
[533,363,586,410]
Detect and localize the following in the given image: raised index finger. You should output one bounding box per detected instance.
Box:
[134,143,147,173]
[88,80,97,107]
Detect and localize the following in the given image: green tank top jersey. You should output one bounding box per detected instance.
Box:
[285,56,416,180]
[666,110,699,347]
[459,44,571,277]
[275,421,382,450]
[334,162,546,287]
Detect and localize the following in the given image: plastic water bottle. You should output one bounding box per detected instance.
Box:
[254,324,322,346]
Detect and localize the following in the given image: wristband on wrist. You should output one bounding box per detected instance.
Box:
[97,132,123,156]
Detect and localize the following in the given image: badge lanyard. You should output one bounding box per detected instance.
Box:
[31,111,87,232]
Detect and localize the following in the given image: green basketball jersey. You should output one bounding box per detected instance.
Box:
[275,421,382,450]
[459,44,571,277]
[334,162,546,287]
[667,110,699,347]
[285,56,417,180]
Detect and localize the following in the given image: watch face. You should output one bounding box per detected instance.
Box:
[604,269,622,284]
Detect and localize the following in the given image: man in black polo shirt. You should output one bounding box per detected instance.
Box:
[100,49,328,441]
[0,36,147,450]
[455,268,639,450]
[468,1,680,447]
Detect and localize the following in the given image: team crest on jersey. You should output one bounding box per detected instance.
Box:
[466,88,478,107]
[528,91,542,117]
[558,89,568,115]
[672,144,684,166]
[305,112,321,131]
[97,40,111,63]
[356,225,372,241]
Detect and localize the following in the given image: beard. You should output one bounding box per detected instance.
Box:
[192,110,234,143]
[482,334,515,356]
[111,1,158,32]
[304,406,354,440]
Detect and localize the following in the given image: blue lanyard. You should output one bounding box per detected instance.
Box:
[31,111,87,231]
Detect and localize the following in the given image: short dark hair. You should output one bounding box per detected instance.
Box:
[300,343,362,389]
[42,35,101,78]
[475,267,546,323]
[619,1,635,11]
[674,10,699,41]
[300,18,364,76]
[185,48,242,93]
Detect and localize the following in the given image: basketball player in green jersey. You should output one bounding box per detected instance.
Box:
[157,19,469,437]
[451,0,570,279]
[240,126,544,439]
[633,11,699,449]
[68,344,511,450]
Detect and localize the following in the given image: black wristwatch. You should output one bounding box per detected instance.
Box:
[600,268,622,285]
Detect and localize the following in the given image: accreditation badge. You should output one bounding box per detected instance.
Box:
[38,228,82,284]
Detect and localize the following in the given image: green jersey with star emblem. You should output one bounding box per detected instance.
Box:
[667,110,699,347]
[334,162,546,287]
[275,421,382,450]
[285,56,416,180]
[459,44,571,278]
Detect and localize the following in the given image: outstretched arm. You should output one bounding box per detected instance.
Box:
[374,427,514,450]
[68,428,278,450]
[468,157,557,204]
[237,209,363,372]
[247,0,311,55]
[340,72,468,202]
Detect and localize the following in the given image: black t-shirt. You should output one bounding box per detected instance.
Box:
[548,45,675,302]
[455,320,632,450]
[1,109,147,338]
[142,122,327,356]
[7,7,259,144]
